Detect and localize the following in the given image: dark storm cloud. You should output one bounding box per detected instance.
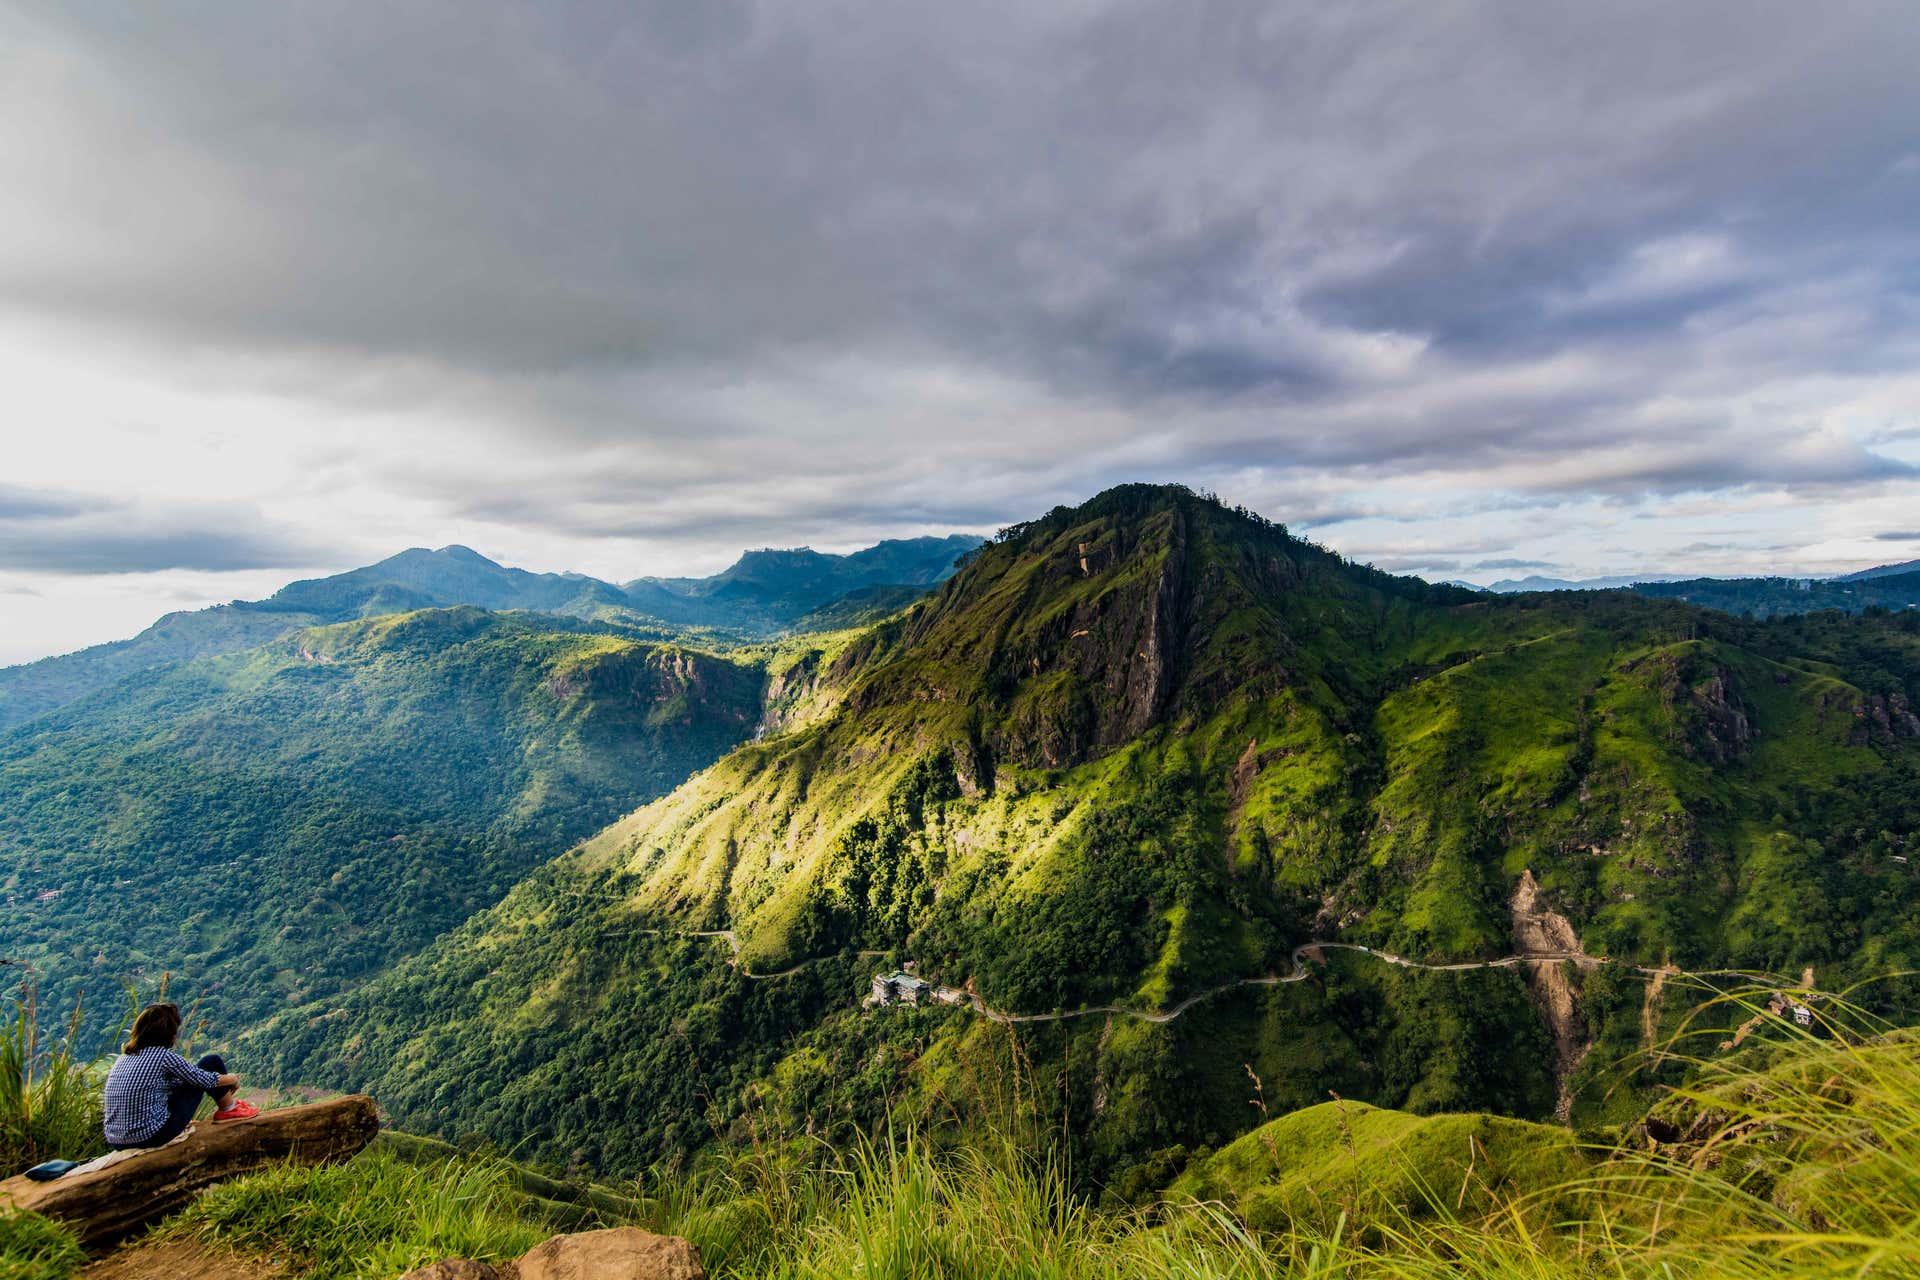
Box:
[1875,532,1920,542]
[2,0,1916,530]
[0,486,333,574]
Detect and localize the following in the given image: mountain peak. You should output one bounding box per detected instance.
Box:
[1839,557,1920,582]
[871,484,1455,770]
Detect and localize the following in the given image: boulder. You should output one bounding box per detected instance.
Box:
[398,1262,508,1280]
[1,1095,380,1250]
[399,1227,705,1280]
[515,1228,704,1280]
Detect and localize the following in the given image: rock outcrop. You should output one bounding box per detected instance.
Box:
[1510,871,1594,1121]
[0,1095,379,1250]
[397,1263,502,1280]
[398,1227,705,1280]
[1853,691,1920,745]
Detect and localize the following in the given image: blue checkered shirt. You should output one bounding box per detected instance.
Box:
[102,1047,221,1145]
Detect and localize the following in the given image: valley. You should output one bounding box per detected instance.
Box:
[0,537,979,1052]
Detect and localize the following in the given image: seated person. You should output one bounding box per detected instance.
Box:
[103,1002,258,1150]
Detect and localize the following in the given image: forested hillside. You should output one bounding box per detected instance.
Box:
[0,608,765,1047]
[0,537,980,734]
[258,486,1920,1183]
[1630,570,1920,618]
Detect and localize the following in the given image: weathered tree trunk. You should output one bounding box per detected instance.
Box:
[0,1094,379,1250]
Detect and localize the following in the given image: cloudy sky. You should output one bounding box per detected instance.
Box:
[3,1,1917,664]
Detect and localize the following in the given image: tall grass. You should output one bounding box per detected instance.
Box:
[171,1148,553,1280]
[0,977,104,1175]
[638,980,1920,1279]
[8,971,1918,1280]
[0,1207,86,1280]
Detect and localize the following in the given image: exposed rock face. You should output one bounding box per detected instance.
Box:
[1853,691,1920,745]
[1896,692,1920,737]
[1674,669,1755,763]
[757,650,824,735]
[544,646,761,732]
[0,1095,379,1250]
[400,1228,705,1280]
[1510,871,1593,1122]
[951,734,993,798]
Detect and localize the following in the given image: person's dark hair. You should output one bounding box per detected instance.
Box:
[123,1003,182,1054]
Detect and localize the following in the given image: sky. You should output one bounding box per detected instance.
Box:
[2,1,1917,665]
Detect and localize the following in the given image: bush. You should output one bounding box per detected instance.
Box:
[0,1210,84,1280]
[0,983,104,1176]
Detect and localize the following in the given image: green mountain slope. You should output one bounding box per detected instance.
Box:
[256,487,1920,1178]
[0,608,765,1045]
[621,535,983,631]
[1839,557,1920,581]
[0,546,617,735]
[1630,570,1920,618]
[0,537,981,735]
[0,602,330,735]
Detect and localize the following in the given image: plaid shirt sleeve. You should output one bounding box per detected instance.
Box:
[157,1049,222,1090]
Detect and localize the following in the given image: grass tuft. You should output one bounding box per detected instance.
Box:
[0,1209,86,1280]
[168,1149,551,1280]
[0,978,104,1176]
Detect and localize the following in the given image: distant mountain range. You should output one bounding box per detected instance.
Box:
[1839,557,1920,582]
[0,535,983,733]
[1445,558,1920,620]
[1632,571,1920,618]
[0,532,980,1046]
[1477,574,1693,593]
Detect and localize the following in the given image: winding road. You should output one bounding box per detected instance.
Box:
[662,928,1654,1025]
[653,926,1796,1030]
[945,942,1606,1025]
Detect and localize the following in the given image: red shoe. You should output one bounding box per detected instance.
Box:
[212,1100,260,1123]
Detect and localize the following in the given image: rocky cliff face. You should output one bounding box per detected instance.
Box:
[546,644,763,731]
[1509,870,1593,1121]
[1644,651,1756,764]
[879,492,1334,771]
[1855,691,1920,745]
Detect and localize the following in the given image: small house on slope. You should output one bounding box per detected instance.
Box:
[869,971,931,1006]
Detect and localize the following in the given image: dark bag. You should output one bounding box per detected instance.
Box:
[24,1159,82,1181]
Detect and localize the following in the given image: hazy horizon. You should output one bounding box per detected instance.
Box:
[9,508,1919,668]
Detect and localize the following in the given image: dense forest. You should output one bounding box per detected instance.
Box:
[0,536,980,733]
[0,609,765,1048]
[1630,570,1920,618]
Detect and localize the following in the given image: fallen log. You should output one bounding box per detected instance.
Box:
[0,1094,379,1250]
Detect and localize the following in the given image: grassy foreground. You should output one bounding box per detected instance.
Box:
[6,990,1920,1278]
